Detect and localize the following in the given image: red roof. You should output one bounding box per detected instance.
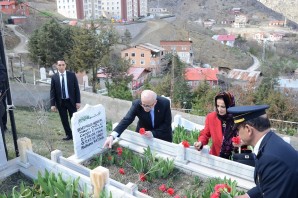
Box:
[185,68,218,81]
[216,35,235,41]
[0,1,16,6]
[69,20,77,26]
[127,67,148,80]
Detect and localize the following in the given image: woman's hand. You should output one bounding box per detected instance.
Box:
[194,141,203,151]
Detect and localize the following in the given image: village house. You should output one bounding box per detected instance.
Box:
[160,40,194,65]
[234,14,247,28]
[268,20,285,27]
[127,67,151,96]
[226,69,262,88]
[0,0,29,16]
[149,7,169,15]
[121,43,165,76]
[231,8,242,14]
[212,35,236,47]
[253,32,265,41]
[203,19,216,28]
[268,33,284,42]
[184,67,219,90]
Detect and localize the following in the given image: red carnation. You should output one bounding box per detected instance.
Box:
[181,140,190,148]
[139,173,146,181]
[141,189,148,194]
[139,128,146,135]
[174,195,181,198]
[159,184,167,192]
[119,168,125,175]
[167,188,175,196]
[232,136,241,144]
[117,147,123,156]
[214,184,231,193]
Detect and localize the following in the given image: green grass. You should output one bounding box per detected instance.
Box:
[5,106,74,159]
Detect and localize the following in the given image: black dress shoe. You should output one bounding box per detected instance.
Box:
[62,136,73,141]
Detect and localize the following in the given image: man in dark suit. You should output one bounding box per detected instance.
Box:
[104,90,172,148]
[228,105,298,198]
[50,60,81,140]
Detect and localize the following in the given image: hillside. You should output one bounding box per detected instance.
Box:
[4,0,298,69]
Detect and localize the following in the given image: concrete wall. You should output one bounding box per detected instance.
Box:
[8,83,298,149]
[10,83,206,125]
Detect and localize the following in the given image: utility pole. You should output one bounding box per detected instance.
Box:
[170,52,175,100]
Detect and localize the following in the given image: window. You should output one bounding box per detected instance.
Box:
[131,60,135,64]
[141,53,144,57]
[140,60,145,65]
[125,53,128,57]
[131,53,135,57]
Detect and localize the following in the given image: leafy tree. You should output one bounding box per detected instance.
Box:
[264,89,298,122]
[152,74,171,97]
[66,20,119,92]
[153,55,192,108]
[192,81,219,115]
[122,29,132,46]
[101,53,133,100]
[28,19,69,67]
[106,80,133,101]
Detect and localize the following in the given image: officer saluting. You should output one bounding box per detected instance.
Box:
[228,105,298,198]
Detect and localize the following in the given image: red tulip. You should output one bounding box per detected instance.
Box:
[117,147,123,156]
[159,184,167,192]
[141,189,148,194]
[214,184,231,193]
[167,188,175,196]
[139,173,146,181]
[210,191,220,198]
[119,168,125,175]
[139,128,146,135]
[181,140,190,148]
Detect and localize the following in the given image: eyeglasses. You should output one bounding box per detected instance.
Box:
[140,102,155,109]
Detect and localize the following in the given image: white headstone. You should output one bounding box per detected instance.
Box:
[0,129,8,167]
[49,70,54,76]
[71,104,107,159]
[83,75,89,87]
[40,67,46,80]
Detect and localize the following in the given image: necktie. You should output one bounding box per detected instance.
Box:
[150,109,154,128]
[61,74,66,99]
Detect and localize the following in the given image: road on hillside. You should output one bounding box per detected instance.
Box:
[246,54,260,71]
[6,25,29,54]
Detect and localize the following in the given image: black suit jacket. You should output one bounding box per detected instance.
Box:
[114,96,172,142]
[50,71,80,108]
[247,131,298,198]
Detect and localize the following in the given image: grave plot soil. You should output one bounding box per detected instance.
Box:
[83,153,206,198]
[105,165,204,198]
[0,172,34,195]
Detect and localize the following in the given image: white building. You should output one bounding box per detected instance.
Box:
[57,0,147,21]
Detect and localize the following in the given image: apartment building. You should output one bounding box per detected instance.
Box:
[121,43,165,76]
[57,0,147,21]
[160,40,194,65]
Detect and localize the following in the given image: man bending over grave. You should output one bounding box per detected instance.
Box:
[103,90,172,148]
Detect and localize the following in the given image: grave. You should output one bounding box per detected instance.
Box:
[39,67,46,80]
[68,104,107,162]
